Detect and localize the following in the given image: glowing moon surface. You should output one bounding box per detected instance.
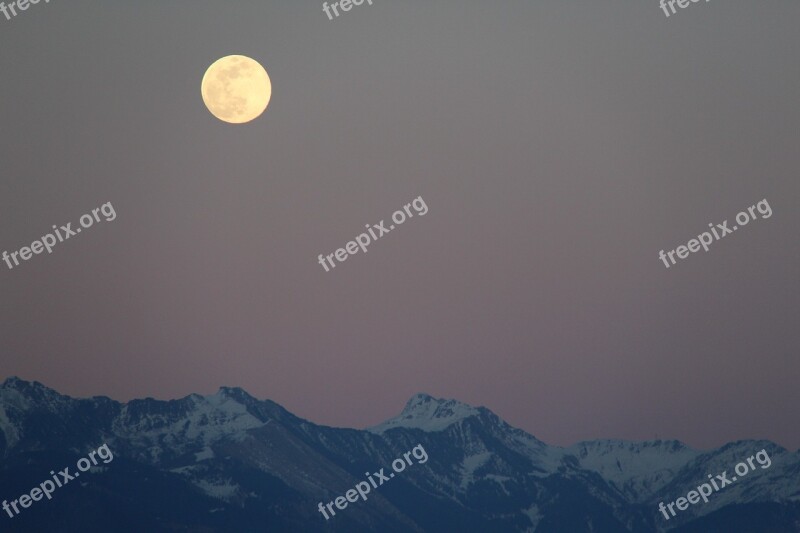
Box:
[201,55,272,124]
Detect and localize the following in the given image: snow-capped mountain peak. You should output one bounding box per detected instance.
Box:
[368,393,482,433]
[1,379,798,532]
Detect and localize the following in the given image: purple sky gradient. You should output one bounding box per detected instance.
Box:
[1,0,798,450]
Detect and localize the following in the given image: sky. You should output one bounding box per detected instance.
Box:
[1,0,798,450]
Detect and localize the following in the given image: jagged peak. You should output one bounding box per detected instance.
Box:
[209,386,258,406]
[402,393,477,415]
[217,385,251,397]
[1,376,61,398]
[368,393,483,434]
[2,376,32,388]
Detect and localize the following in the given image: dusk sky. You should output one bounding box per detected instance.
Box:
[1,0,798,450]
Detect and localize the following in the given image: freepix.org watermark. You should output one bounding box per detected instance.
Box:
[2,201,116,271]
[317,196,428,272]
[657,449,772,520]
[317,444,428,520]
[322,0,372,21]
[659,0,711,19]
[658,198,772,269]
[2,443,114,519]
[0,0,51,23]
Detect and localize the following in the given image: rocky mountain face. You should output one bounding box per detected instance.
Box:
[0,377,798,532]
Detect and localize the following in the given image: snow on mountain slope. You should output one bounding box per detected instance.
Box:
[111,388,265,458]
[0,404,22,449]
[562,436,800,526]
[368,393,482,433]
[2,378,798,533]
[660,441,799,508]
[565,439,701,500]
[371,393,800,514]
[111,387,265,463]
[460,451,493,489]
[0,377,72,451]
[369,393,564,476]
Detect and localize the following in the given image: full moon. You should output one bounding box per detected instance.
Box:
[201,55,272,124]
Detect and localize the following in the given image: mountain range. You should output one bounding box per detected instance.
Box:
[0,377,797,532]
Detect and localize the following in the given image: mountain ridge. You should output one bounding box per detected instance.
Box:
[0,377,797,532]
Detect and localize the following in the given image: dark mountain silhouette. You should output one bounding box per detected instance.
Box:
[0,377,797,532]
